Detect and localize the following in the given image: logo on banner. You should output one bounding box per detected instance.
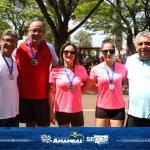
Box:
[40,132,84,144]
[86,135,109,144]
[40,134,52,143]
[68,132,84,142]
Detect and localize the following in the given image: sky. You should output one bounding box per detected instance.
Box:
[69,21,106,47]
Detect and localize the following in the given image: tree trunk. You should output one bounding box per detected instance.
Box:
[18,30,24,40]
[54,33,69,56]
[127,32,136,54]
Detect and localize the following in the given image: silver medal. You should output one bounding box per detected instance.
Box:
[68,84,74,90]
[32,59,37,65]
[9,74,14,80]
[109,84,115,90]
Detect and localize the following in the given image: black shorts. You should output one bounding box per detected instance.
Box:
[0,115,19,127]
[95,107,125,120]
[19,98,50,126]
[126,115,150,127]
[55,111,84,126]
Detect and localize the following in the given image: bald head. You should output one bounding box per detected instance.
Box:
[28,20,46,46]
[29,20,45,31]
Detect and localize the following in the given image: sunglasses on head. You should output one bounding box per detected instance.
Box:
[63,50,75,55]
[102,49,115,55]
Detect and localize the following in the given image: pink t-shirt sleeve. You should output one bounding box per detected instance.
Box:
[117,64,127,81]
[49,68,57,83]
[89,66,97,81]
[122,65,127,81]
[80,66,88,81]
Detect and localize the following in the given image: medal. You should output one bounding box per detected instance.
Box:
[28,40,41,66]
[2,55,14,80]
[68,84,74,90]
[32,59,38,65]
[109,84,115,90]
[104,62,115,90]
[63,66,75,90]
[9,74,14,80]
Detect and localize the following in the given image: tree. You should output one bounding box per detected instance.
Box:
[0,1,12,36]
[75,0,150,53]
[107,0,150,53]
[34,0,104,54]
[0,0,44,39]
[74,1,124,51]
[0,21,11,36]
[73,30,93,47]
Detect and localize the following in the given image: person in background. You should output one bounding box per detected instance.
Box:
[0,29,19,127]
[76,48,83,65]
[49,42,88,127]
[116,54,123,64]
[15,19,58,127]
[126,30,150,127]
[122,46,133,64]
[83,54,91,75]
[82,40,127,127]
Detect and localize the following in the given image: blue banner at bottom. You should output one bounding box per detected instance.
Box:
[0,128,150,150]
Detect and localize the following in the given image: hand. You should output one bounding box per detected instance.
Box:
[50,110,56,125]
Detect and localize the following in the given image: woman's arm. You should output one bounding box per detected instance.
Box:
[123,78,128,91]
[49,83,56,125]
[81,78,97,93]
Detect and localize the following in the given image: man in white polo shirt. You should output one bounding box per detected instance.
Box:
[126,30,150,127]
[0,29,19,127]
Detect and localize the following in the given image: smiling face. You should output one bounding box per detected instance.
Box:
[101,43,115,63]
[0,35,18,57]
[63,45,76,65]
[28,21,45,45]
[135,36,150,60]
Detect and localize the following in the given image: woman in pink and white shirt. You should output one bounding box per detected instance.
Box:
[82,40,127,127]
[49,42,88,127]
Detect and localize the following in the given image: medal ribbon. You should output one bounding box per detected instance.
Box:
[28,40,41,59]
[104,62,115,84]
[2,55,13,74]
[63,66,75,85]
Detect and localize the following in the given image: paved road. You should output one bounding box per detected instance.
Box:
[20,91,129,127]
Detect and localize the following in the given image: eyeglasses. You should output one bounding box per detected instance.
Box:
[2,38,18,44]
[63,50,75,55]
[29,29,44,34]
[102,49,115,55]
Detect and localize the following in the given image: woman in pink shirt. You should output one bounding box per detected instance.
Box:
[49,42,88,127]
[82,40,127,127]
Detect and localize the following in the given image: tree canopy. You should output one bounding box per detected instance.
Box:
[73,30,93,47]
[0,0,149,54]
[34,0,104,54]
[74,0,150,53]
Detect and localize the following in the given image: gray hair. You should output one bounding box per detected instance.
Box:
[1,29,18,38]
[135,30,150,44]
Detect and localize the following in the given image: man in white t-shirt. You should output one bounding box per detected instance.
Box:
[0,29,19,127]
